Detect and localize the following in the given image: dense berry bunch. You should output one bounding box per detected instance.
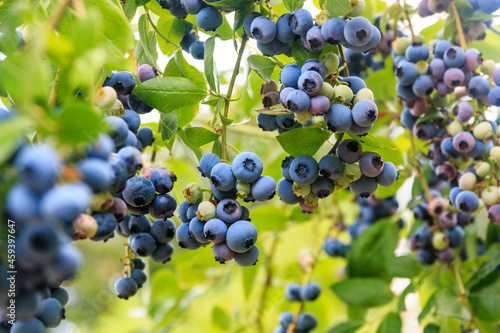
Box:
[277,144,399,214]
[418,0,498,43]
[175,152,276,266]
[324,195,401,258]
[273,283,321,332]
[180,22,205,60]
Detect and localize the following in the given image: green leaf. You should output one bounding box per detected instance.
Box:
[242,263,258,299]
[276,127,331,157]
[123,0,138,19]
[156,16,186,56]
[135,31,158,68]
[418,291,437,322]
[247,55,277,81]
[159,112,178,142]
[0,116,30,165]
[183,127,219,146]
[233,4,255,36]
[326,320,364,333]
[386,256,422,279]
[177,104,198,128]
[292,40,320,66]
[376,313,402,333]
[208,0,255,12]
[138,14,158,69]
[331,278,393,308]
[467,247,500,289]
[177,128,203,160]
[397,282,415,312]
[364,57,396,101]
[468,271,500,321]
[325,0,351,17]
[469,30,500,63]
[212,139,222,158]
[204,37,217,92]
[347,219,399,280]
[419,20,445,43]
[423,324,440,333]
[164,50,206,90]
[132,77,207,114]
[211,306,230,329]
[53,103,102,144]
[283,0,305,12]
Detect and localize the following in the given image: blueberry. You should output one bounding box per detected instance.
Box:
[311,176,334,198]
[110,71,136,95]
[454,101,474,122]
[344,17,373,46]
[296,313,317,331]
[40,182,92,222]
[416,248,436,265]
[150,242,174,263]
[488,86,500,106]
[493,67,500,86]
[453,131,475,154]
[285,89,311,113]
[216,199,242,223]
[323,237,350,257]
[122,176,155,207]
[211,184,238,201]
[429,58,446,80]
[281,155,294,180]
[288,8,313,35]
[488,204,500,224]
[180,32,197,51]
[468,76,490,99]
[252,175,277,201]
[117,146,142,177]
[321,17,346,45]
[405,43,429,62]
[211,162,236,191]
[306,26,326,51]
[212,241,235,263]
[410,226,433,249]
[413,122,436,141]
[17,225,59,265]
[149,194,177,219]
[298,70,323,96]
[226,220,258,253]
[128,215,151,234]
[285,283,301,302]
[276,13,296,43]
[175,201,190,223]
[455,190,479,213]
[396,83,417,101]
[257,37,290,57]
[350,175,378,198]
[198,153,221,178]
[10,318,45,333]
[131,268,147,288]
[358,25,381,52]
[50,287,69,306]
[376,161,398,186]
[114,277,138,300]
[280,87,296,106]
[446,226,465,248]
[359,152,384,177]
[352,100,378,127]
[433,40,452,59]
[189,40,205,60]
[464,48,483,71]
[257,113,278,131]
[169,1,188,18]
[87,134,115,160]
[234,245,259,266]
[244,12,261,37]
[319,154,344,179]
[341,76,367,95]
[443,68,465,88]
[78,158,114,193]
[276,113,299,130]
[231,152,263,184]
[204,218,227,243]
[395,61,418,86]
[91,213,117,241]
[412,75,435,97]
[136,126,155,147]
[324,103,353,133]
[279,312,294,328]
[289,155,319,185]
[15,145,62,194]
[188,217,209,244]
[478,0,500,14]
[337,139,362,163]
[280,64,302,88]
[137,64,158,82]
[251,16,277,44]
[6,184,40,223]
[440,137,460,159]
[181,0,205,14]
[277,178,301,204]
[128,93,153,114]
[309,95,331,115]
[444,46,466,68]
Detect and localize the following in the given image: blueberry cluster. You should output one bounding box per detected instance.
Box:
[180,22,205,60]
[277,145,398,213]
[277,57,381,136]
[156,0,224,33]
[324,195,400,258]
[418,0,498,43]
[273,283,321,333]
[244,6,380,58]
[175,152,276,266]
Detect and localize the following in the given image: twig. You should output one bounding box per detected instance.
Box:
[221,34,248,160]
[48,0,72,31]
[403,6,417,43]
[48,69,60,108]
[328,133,344,155]
[450,1,468,50]
[338,45,349,77]
[453,261,479,328]
[256,234,279,333]
[146,12,180,49]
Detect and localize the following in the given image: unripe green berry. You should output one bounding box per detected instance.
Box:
[320,53,340,76]
[334,85,353,104]
[236,181,251,198]
[96,86,118,109]
[293,183,311,197]
[473,121,493,140]
[320,83,335,100]
[448,121,463,137]
[481,60,496,76]
[477,198,485,212]
[489,146,500,164]
[349,0,365,17]
[109,99,125,117]
[475,161,491,177]
[296,111,312,124]
[343,164,362,182]
[196,201,216,221]
[91,191,114,212]
[353,88,374,104]
[415,35,426,44]
[334,175,350,190]
[315,12,329,26]
[183,182,203,204]
[303,192,320,207]
[416,61,429,75]
[432,232,450,251]
[458,172,477,191]
[394,37,411,55]
[482,186,499,206]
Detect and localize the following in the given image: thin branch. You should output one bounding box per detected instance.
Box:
[146,12,180,50]
[338,45,349,77]
[48,69,61,108]
[48,0,72,31]
[256,234,279,333]
[450,1,468,50]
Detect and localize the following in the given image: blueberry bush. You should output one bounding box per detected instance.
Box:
[1,0,500,332]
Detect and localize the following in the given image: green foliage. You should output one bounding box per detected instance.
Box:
[331,278,393,307]
[277,127,331,157]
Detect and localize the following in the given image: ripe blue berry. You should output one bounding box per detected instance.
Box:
[151,167,176,193]
[319,154,344,179]
[306,26,326,51]
[416,248,436,265]
[288,8,313,35]
[151,219,176,243]
[15,145,62,194]
[412,75,435,97]
[468,76,490,99]
[280,64,302,88]
[257,113,279,131]
[211,184,238,201]
[204,218,227,243]
[188,217,209,244]
[110,71,136,95]
[276,113,300,130]
[311,176,334,198]
[117,146,142,177]
[324,103,353,133]
[114,277,138,300]
[321,17,346,45]
[211,162,236,191]
[289,155,319,185]
[129,215,151,234]
[352,100,378,127]
[359,152,384,177]
[453,131,475,153]
[122,176,155,207]
[433,40,452,59]
[212,242,235,264]
[189,40,205,60]
[478,0,500,14]
[252,175,277,201]
[444,46,466,68]
[151,242,174,263]
[488,86,500,106]
[286,89,311,113]
[217,199,242,223]
[454,101,474,122]
[137,126,155,147]
[344,17,373,47]
[277,178,301,204]
[337,139,362,163]
[128,93,153,114]
[226,220,258,253]
[244,12,261,37]
[176,222,202,250]
[375,161,398,186]
[323,237,350,257]
[40,182,92,222]
[121,109,141,133]
[232,152,263,183]
[349,175,378,197]
[395,61,418,86]
[298,70,323,96]
[251,16,277,44]
[234,245,259,266]
[455,190,479,214]
[405,43,429,62]
[446,226,465,248]
[276,13,296,43]
[148,194,177,219]
[443,68,465,88]
[285,283,301,302]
